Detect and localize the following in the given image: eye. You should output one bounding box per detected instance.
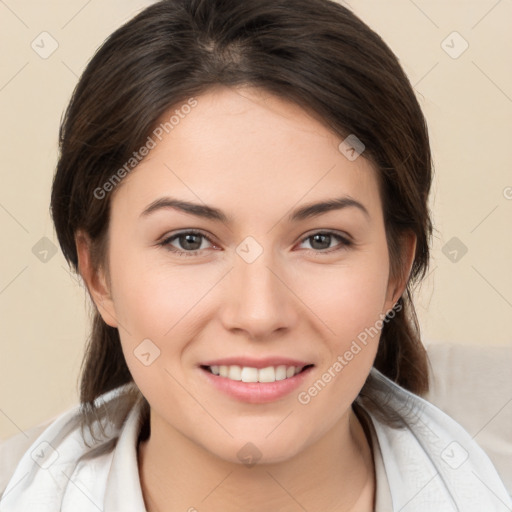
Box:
[159,230,215,256]
[297,231,352,253]
[158,229,352,257]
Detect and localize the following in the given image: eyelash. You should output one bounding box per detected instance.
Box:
[158,229,353,257]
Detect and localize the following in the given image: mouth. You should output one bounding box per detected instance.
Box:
[200,364,314,383]
[198,361,315,403]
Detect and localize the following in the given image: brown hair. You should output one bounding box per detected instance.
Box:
[50,0,432,437]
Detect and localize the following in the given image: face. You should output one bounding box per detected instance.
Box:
[84,86,407,464]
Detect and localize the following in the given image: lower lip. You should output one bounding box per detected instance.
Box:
[199,366,314,404]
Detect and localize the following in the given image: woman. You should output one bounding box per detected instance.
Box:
[1,0,510,510]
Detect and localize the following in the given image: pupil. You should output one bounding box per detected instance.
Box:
[181,234,201,250]
[311,234,330,250]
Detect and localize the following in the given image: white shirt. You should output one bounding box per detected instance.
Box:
[1,368,511,511]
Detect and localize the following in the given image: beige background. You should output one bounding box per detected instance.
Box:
[0,0,511,440]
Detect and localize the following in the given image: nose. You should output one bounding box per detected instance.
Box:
[219,249,299,340]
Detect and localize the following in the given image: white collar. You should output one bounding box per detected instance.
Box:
[103,404,147,510]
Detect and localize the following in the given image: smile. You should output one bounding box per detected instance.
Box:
[198,362,315,403]
[203,364,312,383]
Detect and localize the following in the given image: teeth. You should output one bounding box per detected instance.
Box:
[228,365,242,381]
[208,364,305,383]
[241,367,259,382]
[275,365,287,381]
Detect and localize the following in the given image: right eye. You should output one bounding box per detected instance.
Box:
[159,230,217,256]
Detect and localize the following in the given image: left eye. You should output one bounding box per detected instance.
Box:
[298,232,351,252]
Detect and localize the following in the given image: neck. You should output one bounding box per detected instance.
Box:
[138,406,375,512]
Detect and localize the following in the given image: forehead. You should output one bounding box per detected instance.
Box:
[111,86,382,223]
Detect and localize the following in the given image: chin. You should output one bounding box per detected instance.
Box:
[205,431,309,467]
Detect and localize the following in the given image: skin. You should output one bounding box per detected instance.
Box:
[77,86,415,512]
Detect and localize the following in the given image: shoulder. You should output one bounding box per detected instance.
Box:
[0,421,52,496]
[363,368,512,511]
[0,384,140,509]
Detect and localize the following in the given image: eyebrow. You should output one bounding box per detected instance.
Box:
[139,195,370,223]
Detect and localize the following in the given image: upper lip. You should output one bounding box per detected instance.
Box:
[200,357,313,369]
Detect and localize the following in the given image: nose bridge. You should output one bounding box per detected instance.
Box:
[220,245,297,337]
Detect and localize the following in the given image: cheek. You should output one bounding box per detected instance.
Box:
[297,254,389,407]
[301,257,389,345]
[110,247,214,336]
[107,252,201,403]
[294,263,389,424]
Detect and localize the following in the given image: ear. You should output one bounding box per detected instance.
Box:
[384,231,417,311]
[75,230,118,328]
